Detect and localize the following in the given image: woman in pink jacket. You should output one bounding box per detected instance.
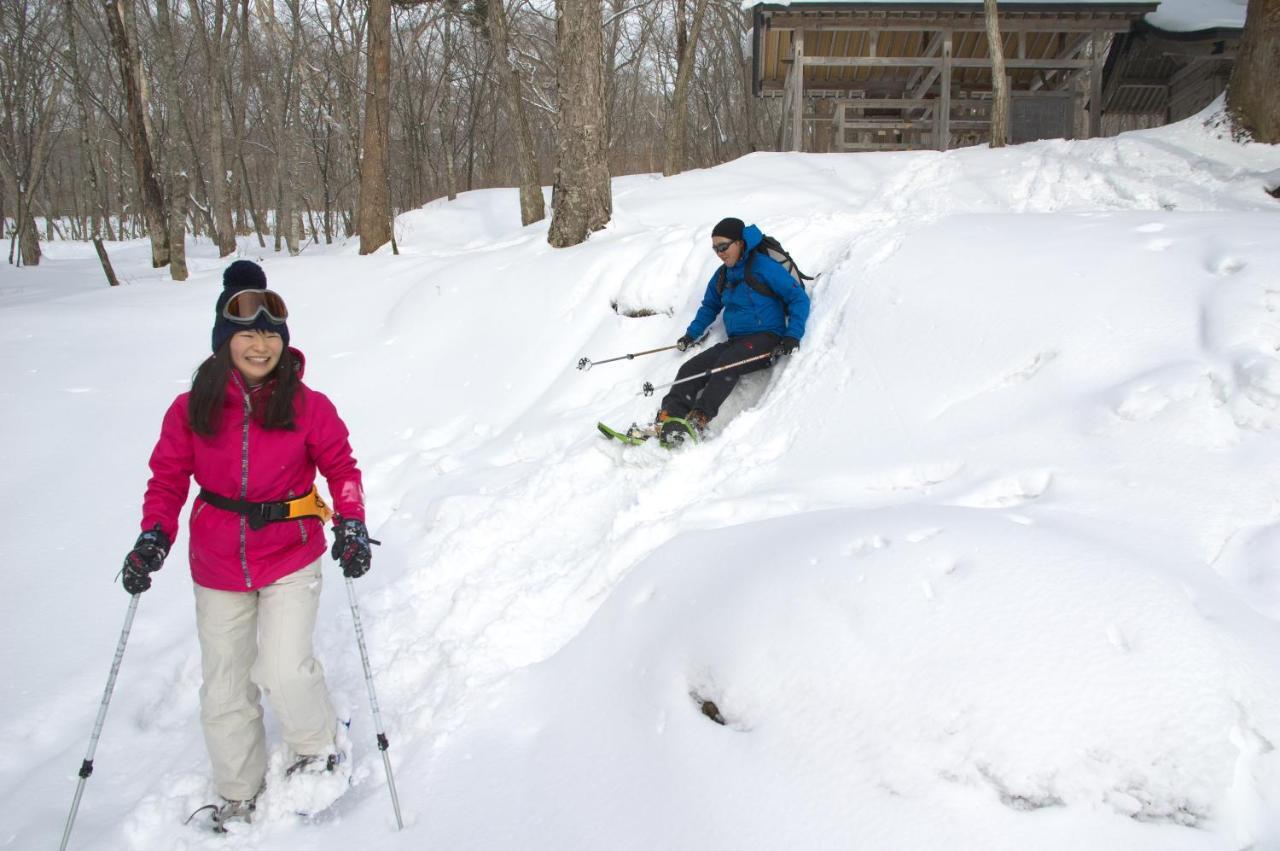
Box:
[121,260,374,829]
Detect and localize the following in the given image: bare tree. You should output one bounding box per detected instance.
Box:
[149,0,189,278]
[437,0,459,201]
[359,0,392,253]
[103,0,170,267]
[1227,0,1280,143]
[548,0,610,248]
[190,0,237,255]
[662,0,709,175]
[487,0,543,223]
[0,0,65,266]
[984,0,1009,147]
[61,0,114,243]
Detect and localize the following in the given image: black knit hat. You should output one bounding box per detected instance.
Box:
[211,260,290,352]
[711,217,745,242]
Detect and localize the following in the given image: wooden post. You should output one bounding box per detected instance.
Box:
[1089,31,1105,138]
[939,30,953,150]
[791,29,805,152]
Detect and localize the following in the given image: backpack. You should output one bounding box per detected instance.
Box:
[715,235,813,311]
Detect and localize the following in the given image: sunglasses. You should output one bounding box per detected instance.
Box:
[223,289,288,324]
[712,241,735,255]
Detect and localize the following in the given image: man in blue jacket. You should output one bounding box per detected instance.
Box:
[656,217,810,444]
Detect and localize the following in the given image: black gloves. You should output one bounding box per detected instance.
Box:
[770,336,800,364]
[121,525,171,594]
[331,516,379,579]
[676,335,694,352]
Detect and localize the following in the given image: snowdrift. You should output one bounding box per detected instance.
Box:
[2,104,1280,849]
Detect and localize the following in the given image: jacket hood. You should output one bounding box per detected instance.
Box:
[740,225,764,256]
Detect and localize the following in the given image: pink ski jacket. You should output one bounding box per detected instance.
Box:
[140,349,365,592]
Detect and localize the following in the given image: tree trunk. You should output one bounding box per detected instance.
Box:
[438,6,459,201]
[19,209,41,267]
[153,0,189,279]
[62,0,111,240]
[103,0,170,267]
[548,0,611,248]
[359,0,392,254]
[94,238,121,286]
[190,0,237,256]
[984,0,1009,147]
[1227,0,1280,143]
[662,0,709,176]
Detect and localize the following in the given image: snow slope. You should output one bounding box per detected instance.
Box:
[3,104,1280,850]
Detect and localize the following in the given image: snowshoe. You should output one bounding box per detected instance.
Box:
[185,794,257,833]
[658,415,701,448]
[280,726,353,818]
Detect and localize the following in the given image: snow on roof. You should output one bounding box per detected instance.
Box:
[1145,0,1246,32]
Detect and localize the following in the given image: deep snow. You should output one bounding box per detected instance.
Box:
[3,104,1280,850]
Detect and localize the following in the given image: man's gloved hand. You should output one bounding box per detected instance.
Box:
[770,336,800,364]
[331,516,379,579]
[121,525,171,595]
[676,335,694,352]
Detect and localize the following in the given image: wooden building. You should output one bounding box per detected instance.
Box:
[749,0,1158,152]
[1102,4,1244,134]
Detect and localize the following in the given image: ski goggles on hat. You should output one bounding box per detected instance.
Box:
[222,289,289,324]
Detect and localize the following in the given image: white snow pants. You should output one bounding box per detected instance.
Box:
[194,558,336,800]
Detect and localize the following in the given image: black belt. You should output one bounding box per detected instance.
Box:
[199,488,306,531]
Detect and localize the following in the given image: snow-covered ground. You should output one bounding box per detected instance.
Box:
[3,105,1280,850]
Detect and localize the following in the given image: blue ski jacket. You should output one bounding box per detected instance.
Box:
[685,225,810,342]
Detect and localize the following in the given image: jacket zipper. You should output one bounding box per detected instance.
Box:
[235,374,253,589]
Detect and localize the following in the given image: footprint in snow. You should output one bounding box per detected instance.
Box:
[1206,254,1247,276]
[953,470,1054,509]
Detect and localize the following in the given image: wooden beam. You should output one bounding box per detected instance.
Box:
[792,30,805,151]
[777,57,794,150]
[905,31,944,91]
[804,56,1093,69]
[939,30,952,150]
[842,118,992,130]
[765,14,1143,34]
[1089,30,1105,137]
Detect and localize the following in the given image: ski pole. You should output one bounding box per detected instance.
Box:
[344,577,404,830]
[578,344,680,371]
[641,352,773,397]
[60,594,140,851]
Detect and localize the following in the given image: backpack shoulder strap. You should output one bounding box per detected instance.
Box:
[716,265,727,296]
[743,253,785,305]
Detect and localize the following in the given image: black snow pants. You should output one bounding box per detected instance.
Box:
[659,332,780,421]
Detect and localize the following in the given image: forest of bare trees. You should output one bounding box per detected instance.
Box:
[0,0,782,268]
